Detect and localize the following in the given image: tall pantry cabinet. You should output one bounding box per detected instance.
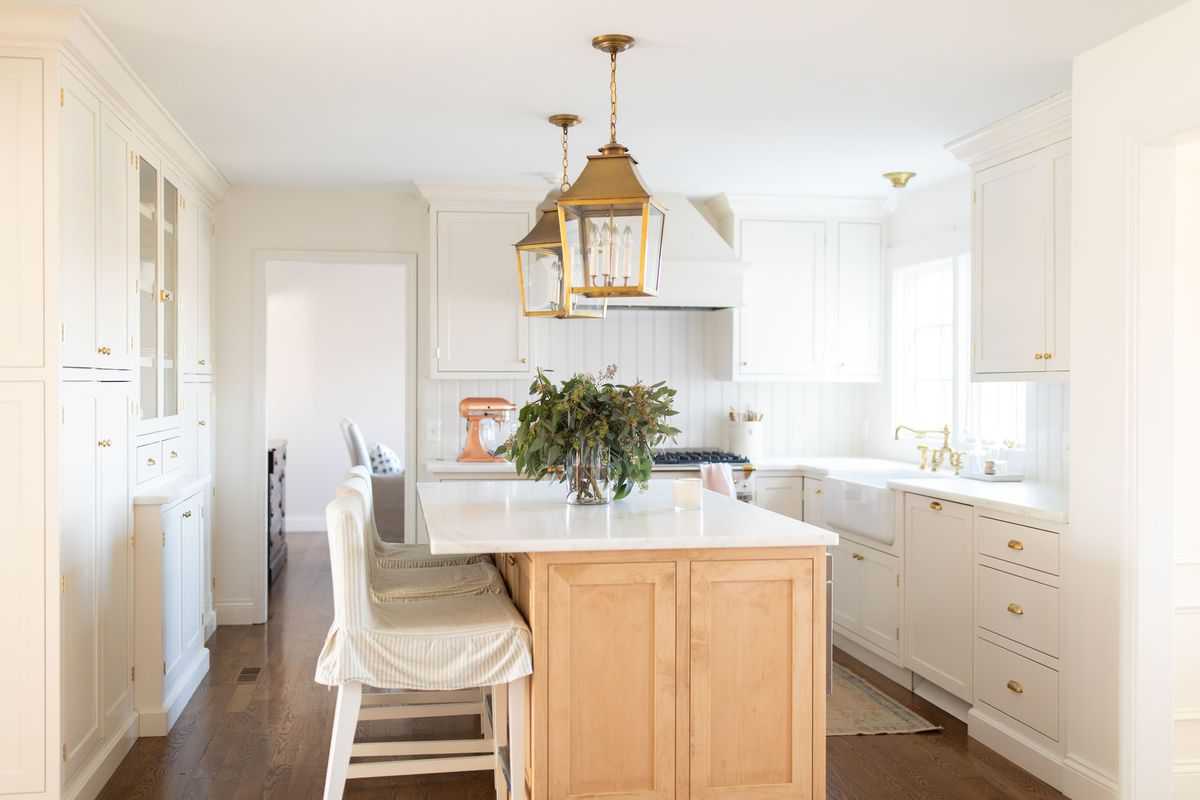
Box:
[0,9,226,800]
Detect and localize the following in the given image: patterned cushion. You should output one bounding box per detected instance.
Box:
[369,443,402,475]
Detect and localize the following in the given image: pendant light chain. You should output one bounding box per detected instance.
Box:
[609,49,618,145]
[560,123,571,192]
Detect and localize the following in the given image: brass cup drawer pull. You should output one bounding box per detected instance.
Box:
[198,359,207,366]
[1006,679,1024,695]
[198,420,208,427]
[147,457,157,466]
[1006,602,1024,616]
[169,450,178,458]
[851,552,865,561]
[814,488,823,495]
[97,439,112,448]
[96,345,112,355]
[929,501,943,511]
[1007,539,1025,551]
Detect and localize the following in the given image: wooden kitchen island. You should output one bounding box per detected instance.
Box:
[417,480,838,800]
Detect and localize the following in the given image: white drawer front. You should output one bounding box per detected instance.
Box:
[978,516,1059,575]
[163,435,184,474]
[136,441,163,484]
[977,566,1059,657]
[975,638,1059,741]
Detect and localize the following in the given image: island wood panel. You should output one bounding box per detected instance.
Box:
[546,562,677,799]
[691,559,820,799]
[513,547,826,800]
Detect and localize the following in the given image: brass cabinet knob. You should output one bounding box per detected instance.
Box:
[1006,602,1024,616]
[198,420,207,427]
[1006,680,1024,694]
[182,510,192,518]
[929,501,943,511]
[1043,352,1052,360]
[97,439,111,448]
[1007,539,1024,551]
[96,345,112,355]
[519,357,527,364]
[851,552,865,561]
[147,457,157,466]
[169,450,178,459]
[507,554,517,566]
[814,489,823,496]
[1034,353,1044,360]
[198,359,207,366]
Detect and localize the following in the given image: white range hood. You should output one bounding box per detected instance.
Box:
[604,192,745,309]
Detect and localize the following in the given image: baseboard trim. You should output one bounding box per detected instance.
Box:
[1061,754,1119,800]
[968,706,1064,790]
[913,676,971,723]
[285,514,323,533]
[203,609,218,642]
[832,630,908,686]
[216,599,264,626]
[63,712,138,800]
[139,647,210,737]
[1176,761,1200,796]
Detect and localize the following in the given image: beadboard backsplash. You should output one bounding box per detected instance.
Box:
[420,309,870,465]
[1024,382,1070,486]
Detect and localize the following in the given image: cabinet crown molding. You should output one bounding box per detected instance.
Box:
[947,92,1072,171]
[0,7,229,204]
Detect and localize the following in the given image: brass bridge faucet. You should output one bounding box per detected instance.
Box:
[894,424,963,474]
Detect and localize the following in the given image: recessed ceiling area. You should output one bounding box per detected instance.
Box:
[39,0,1184,196]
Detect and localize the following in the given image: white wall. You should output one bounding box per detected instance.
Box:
[861,175,1070,485]
[1071,3,1200,795]
[422,310,870,462]
[266,259,406,531]
[214,187,425,624]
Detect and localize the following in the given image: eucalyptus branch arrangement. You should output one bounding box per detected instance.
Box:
[496,366,680,502]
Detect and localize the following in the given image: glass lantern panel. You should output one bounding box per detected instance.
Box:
[643,203,666,295]
[520,247,564,314]
[564,203,646,293]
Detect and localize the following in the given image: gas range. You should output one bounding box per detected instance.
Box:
[651,448,751,470]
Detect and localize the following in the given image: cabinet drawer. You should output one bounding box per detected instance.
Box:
[163,436,184,474]
[975,637,1059,740]
[977,566,1059,657]
[136,441,163,483]
[978,516,1059,575]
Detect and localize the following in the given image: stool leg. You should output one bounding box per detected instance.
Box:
[493,683,508,800]
[509,677,528,800]
[324,682,363,800]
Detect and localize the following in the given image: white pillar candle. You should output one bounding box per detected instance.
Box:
[673,478,703,510]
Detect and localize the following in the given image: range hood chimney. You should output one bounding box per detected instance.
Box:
[604,192,745,309]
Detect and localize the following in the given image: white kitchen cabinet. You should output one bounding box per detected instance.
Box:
[430,204,534,378]
[830,536,901,659]
[905,493,974,701]
[133,480,211,736]
[61,72,137,372]
[735,219,825,378]
[802,477,825,527]
[950,93,1070,381]
[195,204,214,373]
[0,57,45,370]
[60,381,135,785]
[755,475,805,519]
[826,221,883,381]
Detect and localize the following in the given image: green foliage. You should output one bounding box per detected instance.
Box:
[496,365,680,501]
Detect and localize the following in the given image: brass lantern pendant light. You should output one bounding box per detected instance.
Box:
[515,115,607,319]
[557,34,666,299]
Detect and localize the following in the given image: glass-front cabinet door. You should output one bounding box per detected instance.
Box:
[136,153,182,432]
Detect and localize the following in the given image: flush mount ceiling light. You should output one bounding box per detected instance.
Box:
[515,115,607,319]
[557,34,666,299]
[883,171,917,188]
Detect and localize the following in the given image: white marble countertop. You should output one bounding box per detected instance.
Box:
[885,476,1069,524]
[426,457,1069,523]
[416,480,839,554]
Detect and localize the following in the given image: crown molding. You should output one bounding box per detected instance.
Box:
[947,92,1072,171]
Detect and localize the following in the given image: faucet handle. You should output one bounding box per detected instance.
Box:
[949,451,964,475]
[917,444,930,471]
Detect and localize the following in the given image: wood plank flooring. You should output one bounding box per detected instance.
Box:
[98,530,1064,800]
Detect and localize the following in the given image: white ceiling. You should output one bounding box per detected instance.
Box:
[45,0,1183,196]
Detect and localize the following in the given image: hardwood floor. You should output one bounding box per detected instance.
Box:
[98,531,1064,800]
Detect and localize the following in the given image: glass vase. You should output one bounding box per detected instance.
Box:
[565,444,612,505]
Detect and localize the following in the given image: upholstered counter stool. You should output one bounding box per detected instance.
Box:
[317,494,532,800]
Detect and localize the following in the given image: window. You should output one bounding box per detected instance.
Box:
[891,255,1026,448]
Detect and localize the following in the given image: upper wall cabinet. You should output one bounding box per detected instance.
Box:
[425,191,535,379]
[707,195,885,383]
[949,93,1070,382]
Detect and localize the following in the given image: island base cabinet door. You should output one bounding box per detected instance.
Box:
[691,559,821,799]
[547,562,676,800]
